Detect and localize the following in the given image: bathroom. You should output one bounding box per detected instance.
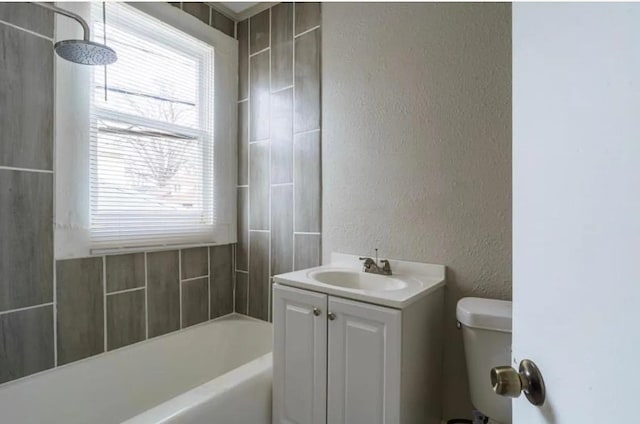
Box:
[0,1,638,423]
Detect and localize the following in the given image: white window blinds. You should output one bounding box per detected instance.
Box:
[89,3,216,250]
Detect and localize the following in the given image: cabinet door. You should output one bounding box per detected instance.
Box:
[327,297,402,424]
[273,284,327,424]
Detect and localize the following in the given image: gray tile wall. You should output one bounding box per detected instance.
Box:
[0,170,53,312]
[170,2,235,37]
[106,290,145,351]
[1,243,234,385]
[210,245,234,318]
[0,305,54,384]
[147,250,181,337]
[0,2,237,386]
[0,4,55,385]
[181,277,209,327]
[236,3,322,322]
[105,253,145,293]
[0,24,53,170]
[56,257,104,365]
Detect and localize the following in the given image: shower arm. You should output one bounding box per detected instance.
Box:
[33,2,91,41]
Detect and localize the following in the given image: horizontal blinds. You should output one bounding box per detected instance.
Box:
[89,3,215,249]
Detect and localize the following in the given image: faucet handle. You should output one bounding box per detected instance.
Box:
[359,257,375,269]
[379,259,392,275]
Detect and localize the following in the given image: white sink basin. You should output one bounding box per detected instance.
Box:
[273,253,446,309]
[308,269,407,291]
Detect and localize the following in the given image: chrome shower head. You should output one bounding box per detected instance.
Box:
[54,40,117,66]
[33,2,117,66]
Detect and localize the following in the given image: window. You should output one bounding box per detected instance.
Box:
[89,3,215,249]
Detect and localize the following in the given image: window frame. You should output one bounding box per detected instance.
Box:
[53,2,238,259]
[89,3,216,250]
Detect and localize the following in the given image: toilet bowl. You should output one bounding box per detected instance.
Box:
[457,297,512,424]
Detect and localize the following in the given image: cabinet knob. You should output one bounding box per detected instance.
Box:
[328,312,336,320]
[313,307,321,316]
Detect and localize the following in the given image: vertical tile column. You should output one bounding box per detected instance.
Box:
[236,17,250,315]
[147,250,180,337]
[56,258,104,364]
[248,8,271,322]
[180,247,209,328]
[293,3,322,272]
[235,3,322,322]
[105,253,146,351]
[0,3,55,383]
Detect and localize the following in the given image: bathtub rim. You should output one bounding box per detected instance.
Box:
[0,312,267,390]
[122,352,273,424]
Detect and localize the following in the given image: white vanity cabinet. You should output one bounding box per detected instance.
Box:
[273,283,444,424]
[273,284,327,424]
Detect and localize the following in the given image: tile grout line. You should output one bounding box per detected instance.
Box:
[0,302,54,316]
[179,249,183,329]
[53,257,57,366]
[0,165,53,174]
[272,182,293,187]
[294,24,320,39]
[52,24,58,367]
[294,231,321,235]
[272,84,294,94]
[246,14,252,317]
[318,15,323,266]
[294,128,321,137]
[181,274,210,283]
[0,19,54,42]
[106,286,145,296]
[232,244,237,312]
[235,269,249,274]
[102,256,107,352]
[249,46,270,58]
[208,246,212,319]
[292,1,297,271]
[268,5,273,322]
[144,252,149,339]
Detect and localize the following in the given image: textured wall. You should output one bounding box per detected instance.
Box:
[0,3,234,386]
[235,3,322,321]
[321,3,512,419]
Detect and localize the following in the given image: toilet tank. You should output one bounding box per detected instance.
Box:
[457,297,512,424]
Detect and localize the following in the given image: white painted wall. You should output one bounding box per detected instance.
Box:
[321,3,511,419]
[513,3,640,422]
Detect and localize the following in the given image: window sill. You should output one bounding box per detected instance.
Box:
[90,241,230,256]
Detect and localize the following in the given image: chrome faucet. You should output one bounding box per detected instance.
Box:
[359,249,392,276]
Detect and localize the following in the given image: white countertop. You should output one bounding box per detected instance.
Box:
[273,253,446,309]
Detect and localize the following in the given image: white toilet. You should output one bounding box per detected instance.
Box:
[457,297,513,424]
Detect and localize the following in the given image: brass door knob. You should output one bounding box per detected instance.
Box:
[490,359,546,406]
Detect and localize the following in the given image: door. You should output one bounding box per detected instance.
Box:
[273,284,327,424]
[513,3,640,422]
[327,297,401,424]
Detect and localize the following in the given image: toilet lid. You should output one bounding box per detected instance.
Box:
[456,297,512,332]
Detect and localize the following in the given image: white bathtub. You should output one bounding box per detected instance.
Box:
[0,314,273,424]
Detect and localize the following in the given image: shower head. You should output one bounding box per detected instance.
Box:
[33,2,117,65]
[54,40,117,66]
